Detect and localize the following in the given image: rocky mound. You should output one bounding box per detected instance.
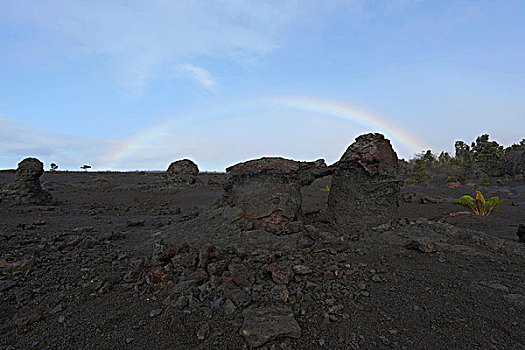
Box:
[328,133,401,230]
[222,157,327,225]
[0,158,52,205]
[166,159,199,184]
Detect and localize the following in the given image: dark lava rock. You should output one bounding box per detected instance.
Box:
[223,157,326,221]
[262,262,293,284]
[166,159,199,184]
[517,224,525,243]
[501,149,525,176]
[240,306,301,348]
[0,157,52,205]
[328,133,401,230]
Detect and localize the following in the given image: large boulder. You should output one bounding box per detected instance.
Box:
[166,159,199,184]
[223,157,326,222]
[0,157,52,205]
[500,149,525,176]
[328,133,401,230]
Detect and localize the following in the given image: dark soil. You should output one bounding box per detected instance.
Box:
[1,170,524,349]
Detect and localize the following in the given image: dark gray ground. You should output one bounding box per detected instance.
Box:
[1,170,524,349]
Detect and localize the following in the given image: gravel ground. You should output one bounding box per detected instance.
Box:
[1,171,524,349]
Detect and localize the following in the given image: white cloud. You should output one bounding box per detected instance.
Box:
[0,0,301,94]
[179,64,215,89]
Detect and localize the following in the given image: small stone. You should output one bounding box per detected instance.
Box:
[371,275,382,283]
[149,308,163,318]
[126,219,145,227]
[240,306,301,348]
[197,323,210,340]
[49,303,65,315]
[14,313,41,327]
[292,265,312,275]
[405,239,436,253]
[125,338,134,344]
[224,299,237,315]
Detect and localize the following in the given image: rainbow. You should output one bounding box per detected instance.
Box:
[100,95,429,169]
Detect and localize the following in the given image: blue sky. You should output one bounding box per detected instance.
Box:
[1,0,524,171]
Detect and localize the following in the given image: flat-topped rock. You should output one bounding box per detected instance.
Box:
[328,133,401,230]
[223,157,326,222]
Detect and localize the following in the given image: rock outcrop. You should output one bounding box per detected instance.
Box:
[222,157,327,223]
[0,158,52,205]
[501,149,525,176]
[166,159,199,184]
[328,133,401,230]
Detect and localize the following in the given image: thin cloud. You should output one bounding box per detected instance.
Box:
[179,64,215,89]
[0,115,118,170]
[0,0,301,94]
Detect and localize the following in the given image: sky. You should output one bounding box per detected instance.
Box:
[0,0,524,171]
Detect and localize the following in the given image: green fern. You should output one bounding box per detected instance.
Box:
[451,190,506,216]
[320,185,330,192]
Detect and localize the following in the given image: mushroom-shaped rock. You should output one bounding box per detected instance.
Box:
[328,133,401,229]
[166,159,199,184]
[0,157,52,205]
[223,157,326,221]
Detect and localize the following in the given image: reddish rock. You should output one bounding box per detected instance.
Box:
[224,281,251,306]
[228,263,255,288]
[185,268,209,282]
[198,243,219,268]
[262,262,293,284]
[178,252,198,267]
[207,260,228,276]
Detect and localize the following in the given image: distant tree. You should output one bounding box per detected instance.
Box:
[81,165,92,171]
[438,151,451,165]
[454,141,472,166]
[50,163,58,171]
[505,138,525,152]
[413,159,430,184]
[414,150,436,166]
[470,134,504,176]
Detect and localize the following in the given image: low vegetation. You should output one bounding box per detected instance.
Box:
[451,190,506,216]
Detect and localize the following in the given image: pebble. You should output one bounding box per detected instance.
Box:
[149,309,163,318]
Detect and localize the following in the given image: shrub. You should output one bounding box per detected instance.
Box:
[93,177,108,183]
[480,174,491,187]
[404,178,418,185]
[451,190,506,216]
[414,159,430,184]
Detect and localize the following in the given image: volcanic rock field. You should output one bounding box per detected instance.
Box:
[1,134,524,349]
